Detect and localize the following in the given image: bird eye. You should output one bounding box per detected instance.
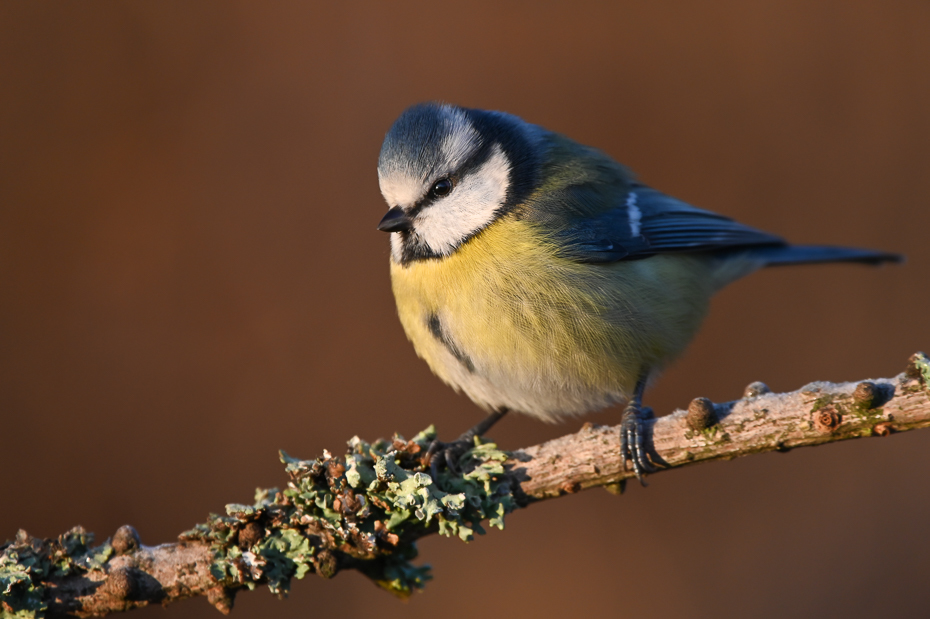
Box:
[430,178,453,198]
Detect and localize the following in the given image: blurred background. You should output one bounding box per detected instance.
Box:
[2,2,929,617]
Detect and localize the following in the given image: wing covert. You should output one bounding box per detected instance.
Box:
[554,184,785,263]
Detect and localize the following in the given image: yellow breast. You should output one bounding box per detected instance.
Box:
[389,215,717,420]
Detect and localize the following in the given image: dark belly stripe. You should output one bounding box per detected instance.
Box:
[426,313,476,373]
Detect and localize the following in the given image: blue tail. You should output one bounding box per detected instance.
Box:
[747,244,903,267]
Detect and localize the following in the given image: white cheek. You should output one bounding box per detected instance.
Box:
[413,146,511,256]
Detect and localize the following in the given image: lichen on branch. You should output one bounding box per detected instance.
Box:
[2,353,929,618]
[182,426,515,600]
[1,427,516,618]
[1,527,113,618]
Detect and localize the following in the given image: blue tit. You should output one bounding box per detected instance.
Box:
[375,102,901,482]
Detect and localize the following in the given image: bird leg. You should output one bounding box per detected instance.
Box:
[424,408,509,476]
[620,374,657,485]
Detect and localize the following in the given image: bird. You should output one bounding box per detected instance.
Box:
[375,102,901,483]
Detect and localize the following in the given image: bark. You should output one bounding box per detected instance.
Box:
[510,363,929,499]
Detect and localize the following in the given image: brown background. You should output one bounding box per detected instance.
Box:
[2,2,929,618]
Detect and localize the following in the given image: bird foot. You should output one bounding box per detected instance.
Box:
[423,436,476,478]
[620,403,657,486]
[421,409,508,478]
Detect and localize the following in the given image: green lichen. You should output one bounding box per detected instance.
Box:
[810,393,841,413]
[696,423,729,444]
[184,425,515,600]
[911,352,930,387]
[0,527,112,618]
[2,426,515,616]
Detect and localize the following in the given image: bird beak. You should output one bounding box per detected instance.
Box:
[377,206,413,232]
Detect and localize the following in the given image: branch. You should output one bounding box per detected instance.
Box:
[3,353,929,618]
[513,353,930,499]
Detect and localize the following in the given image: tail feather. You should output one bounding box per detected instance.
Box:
[748,244,903,267]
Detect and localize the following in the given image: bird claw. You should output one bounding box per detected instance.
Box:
[424,437,474,478]
[422,409,508,478]
[620,403,657,486]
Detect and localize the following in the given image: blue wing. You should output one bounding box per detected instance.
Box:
[555,184,785,263]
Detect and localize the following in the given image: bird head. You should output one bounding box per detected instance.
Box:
[377,103,541,264]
